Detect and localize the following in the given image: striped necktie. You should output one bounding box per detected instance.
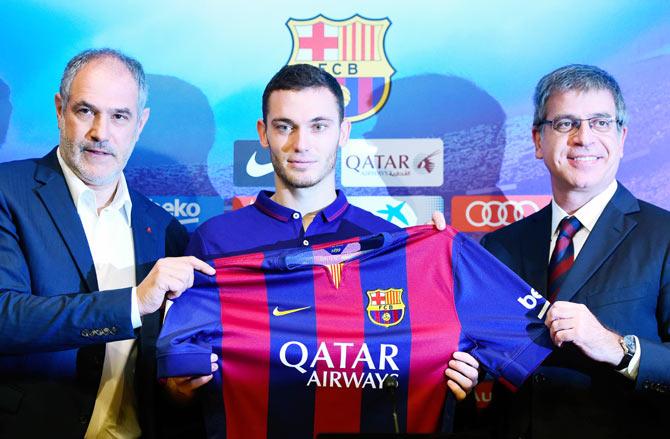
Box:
[548,216,582,302]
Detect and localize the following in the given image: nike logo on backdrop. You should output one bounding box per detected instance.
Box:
[272,306,311,317]
[246,151,274,177]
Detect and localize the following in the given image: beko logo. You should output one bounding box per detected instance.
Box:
[160,199,201,225]
[451,195,552,232]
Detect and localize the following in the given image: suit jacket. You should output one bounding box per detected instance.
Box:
[0,148,188,438]
[480,183,670,438]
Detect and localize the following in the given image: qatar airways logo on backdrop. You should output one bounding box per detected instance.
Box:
[279,340,400,388]
[341,138,444,187]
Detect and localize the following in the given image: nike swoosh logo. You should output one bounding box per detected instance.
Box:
[272,306,311,317]
[246,151,274,177]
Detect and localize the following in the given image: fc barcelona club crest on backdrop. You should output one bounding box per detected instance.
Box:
[286,15,395,122]
[366,288,405,327]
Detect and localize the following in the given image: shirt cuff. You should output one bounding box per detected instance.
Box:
[131,287,143,329]
[617,335,640,380]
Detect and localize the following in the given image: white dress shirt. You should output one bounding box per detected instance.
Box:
[57,149,142,439]
[549,180,641,380]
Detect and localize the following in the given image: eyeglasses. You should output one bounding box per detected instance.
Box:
[539,117,621,134]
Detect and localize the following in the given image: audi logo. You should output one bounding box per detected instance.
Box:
[465,200,540,228]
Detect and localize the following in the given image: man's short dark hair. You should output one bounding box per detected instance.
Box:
[262,64,344,122]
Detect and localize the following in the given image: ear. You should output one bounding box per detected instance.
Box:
[55,93,64,129]
[618,126,627,158]
[532,127,543,159]
[338,118,351,148]
[135,107,151,140]
[257,119,269,148]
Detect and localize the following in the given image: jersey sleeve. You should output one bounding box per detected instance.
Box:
[157,268,221,378]
[452,233,553,389]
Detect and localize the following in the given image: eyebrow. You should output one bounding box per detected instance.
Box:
[310,116,334,123]
[271,118,296,126]
[551,112,613,119]
[72,100,134,116]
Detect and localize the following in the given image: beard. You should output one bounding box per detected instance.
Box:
[59,135,122,187]
[270,146,337,189]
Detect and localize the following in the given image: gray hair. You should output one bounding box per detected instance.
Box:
[59,48,148,111]
[533,64,627,130]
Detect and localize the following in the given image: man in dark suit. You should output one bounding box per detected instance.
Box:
[0,49,214,438]
[481,64,670,438]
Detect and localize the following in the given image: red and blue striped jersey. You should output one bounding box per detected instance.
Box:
[158,226,553,437]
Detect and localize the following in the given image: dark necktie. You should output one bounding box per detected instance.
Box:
[548,216,582,302]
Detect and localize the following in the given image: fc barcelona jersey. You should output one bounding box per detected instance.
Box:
[158,226,553,438]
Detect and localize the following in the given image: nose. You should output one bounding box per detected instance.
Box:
[88,114,109,143]
[292,129,311,152]
[570,120,596,147]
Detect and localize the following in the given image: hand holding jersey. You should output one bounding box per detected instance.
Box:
[136,256,216,316]
[545,301,625,365]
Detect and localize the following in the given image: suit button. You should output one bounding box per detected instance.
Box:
[533,374,545,384]
[79,415,89,425]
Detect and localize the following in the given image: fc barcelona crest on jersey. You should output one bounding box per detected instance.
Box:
[366,288,405,327]
[286,14,395,122]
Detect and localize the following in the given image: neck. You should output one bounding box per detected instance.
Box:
[89,181,119,213]
[272,180,337,230]
[552,182,610,215]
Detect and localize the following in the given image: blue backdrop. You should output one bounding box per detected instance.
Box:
[1,1,669,232]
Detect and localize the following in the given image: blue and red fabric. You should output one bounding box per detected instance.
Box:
[157,226,553,438]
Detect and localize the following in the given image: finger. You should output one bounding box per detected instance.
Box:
[430,211,447,231]
[550,317,574,334]
[186,374,214,390]
[552,327,574,347]
[448,359,479,384]
[452,351,479,369]
[188,256,216,275]
[445,364,474,390]
[447,379,467,401]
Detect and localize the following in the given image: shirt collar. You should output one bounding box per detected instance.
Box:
[551,180,618,235]
[253,189,350,223]
[56,147,132,226]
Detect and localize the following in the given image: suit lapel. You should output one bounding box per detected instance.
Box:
[130,192,164,332]
[555,184,639,302]
[130,192,159,284]
[521,205,552,295]
[34,149,98,292]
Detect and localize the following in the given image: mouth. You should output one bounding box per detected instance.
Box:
[83,147,114,157]
[567,155,601,163]
[287,158,317,167]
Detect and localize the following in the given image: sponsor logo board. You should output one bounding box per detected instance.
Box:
[451,195,551,232]
[342,138,444,187]
[234,140,274,187]
[150,196,225,232]
[348,195,443,227]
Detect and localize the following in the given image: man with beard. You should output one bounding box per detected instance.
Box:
[164,64,480,431]
[0,48,214,438]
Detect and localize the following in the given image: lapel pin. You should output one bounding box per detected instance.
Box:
[146,226,152,234]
